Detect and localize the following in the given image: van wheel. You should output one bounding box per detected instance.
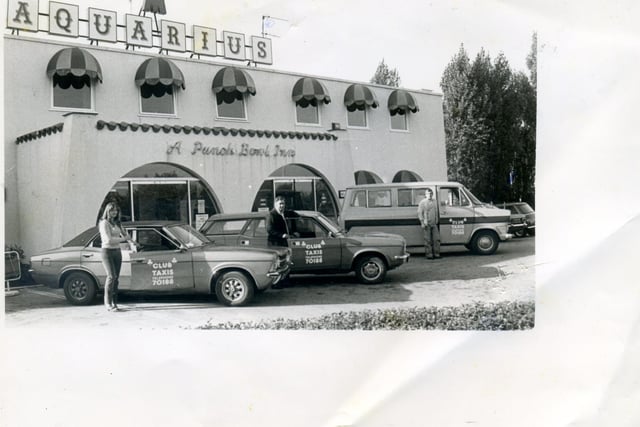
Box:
[215,271,255,306]
[63,271,97,305]
[355,255,387,284]
[471,231,499,255]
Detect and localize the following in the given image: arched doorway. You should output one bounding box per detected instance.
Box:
[97,163,220,229]
[251,164,339,222]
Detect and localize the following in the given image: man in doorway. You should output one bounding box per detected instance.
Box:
[267,196,290,247]
[417,188,441,259]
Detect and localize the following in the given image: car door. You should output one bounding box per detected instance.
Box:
[437,186,475,244]
[81,233,133,289]
[286,216,341,272]
[235,217,270,248]
[128,228,194,291]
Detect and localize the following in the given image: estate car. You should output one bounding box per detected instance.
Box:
[29,222,291,307]
[200,211,410,284]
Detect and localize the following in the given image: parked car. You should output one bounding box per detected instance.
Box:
[29,222,291,307]
[200,210,410,284]
[500,202,536,237]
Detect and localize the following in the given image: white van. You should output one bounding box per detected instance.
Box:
[338,182,512,255]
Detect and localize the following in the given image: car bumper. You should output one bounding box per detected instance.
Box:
[394,253,410,263]
[266,263,292,284]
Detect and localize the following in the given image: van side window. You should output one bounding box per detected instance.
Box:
[368,190,392,207]
[350,190,366,207]
[441,188,464,207]
[398,189,413,207]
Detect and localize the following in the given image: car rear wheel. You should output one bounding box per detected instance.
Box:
[355,255,387,284]
[470,231,499,255]
[63,271,97,305]
[215,271,255,306]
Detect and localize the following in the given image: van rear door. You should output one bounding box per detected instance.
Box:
[437,186,474,244]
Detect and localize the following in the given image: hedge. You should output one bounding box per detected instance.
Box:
[198,301,534,330]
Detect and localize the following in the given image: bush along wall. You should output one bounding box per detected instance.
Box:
[198,301,535,330]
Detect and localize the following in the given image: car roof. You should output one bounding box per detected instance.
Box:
[345,181,460,190]
[207,210,319,220]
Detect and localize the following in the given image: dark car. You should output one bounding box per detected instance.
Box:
[200,210,410,284]
[501,202,536,237]
[29,222,291,307]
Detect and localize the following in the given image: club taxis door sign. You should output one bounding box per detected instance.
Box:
[130,252,193,290]
[289,238,341,272]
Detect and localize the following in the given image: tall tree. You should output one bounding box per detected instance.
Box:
[441,42,536,205]
[526,32,537,92]
[370,59,401,87]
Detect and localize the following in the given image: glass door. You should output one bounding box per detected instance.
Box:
[132,180,189,223]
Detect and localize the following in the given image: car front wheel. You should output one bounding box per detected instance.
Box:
[215,271,255,307]
[470,231,499,255]
[355,255,387,284]
[63,271,97,305]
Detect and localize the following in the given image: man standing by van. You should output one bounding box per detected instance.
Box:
[418,188,441,259]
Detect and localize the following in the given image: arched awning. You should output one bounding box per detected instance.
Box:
[392,170,423,183]
[142,0,166,14]
[354,170,383,185]
[212,66,256,104]
[135,57,185,89]
[46,47,103,83]
[344,84,378,111]
[387,89,419,116]
[291,77,331,107]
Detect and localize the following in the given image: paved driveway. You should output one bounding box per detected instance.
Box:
[4,238,535,328]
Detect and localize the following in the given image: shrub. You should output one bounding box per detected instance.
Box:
[198,301,535,330]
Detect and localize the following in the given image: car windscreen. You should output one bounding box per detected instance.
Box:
[63,227,98,247]
[518,204,534,214]
[462,187,484,205]
[167,224,208,248]
[315,213,342,235]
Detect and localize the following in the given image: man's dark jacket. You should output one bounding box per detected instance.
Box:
[267,209,288,246]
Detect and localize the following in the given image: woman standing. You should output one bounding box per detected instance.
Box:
[99,202,135,312]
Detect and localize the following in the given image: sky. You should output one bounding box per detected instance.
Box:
[20,0,538,92]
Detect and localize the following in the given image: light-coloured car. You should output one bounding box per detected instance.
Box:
[200,211,410,284]
[29,222,291,307]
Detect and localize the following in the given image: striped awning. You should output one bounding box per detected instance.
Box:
[387,89,419,116]
[212,67,256,104]
[344,84,378,111]
[46,47,103,83]
[291,77,331,107]
[354,170,383,185]
[135,57,185,89]
[392,170,423,183]
[142,0,166,14]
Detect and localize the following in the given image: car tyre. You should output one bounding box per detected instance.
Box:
[355,255,387,284]
[63,271,97,305]
[471,230,499,255]
[514,229,526,238]
[215,271,255,306]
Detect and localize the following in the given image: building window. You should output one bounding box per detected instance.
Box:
[140,83,176,115]
[296,104,319,125]
[347,109,367,128]
[217,94,247,119]
[390,114,408,131]
[52,74,93,110]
